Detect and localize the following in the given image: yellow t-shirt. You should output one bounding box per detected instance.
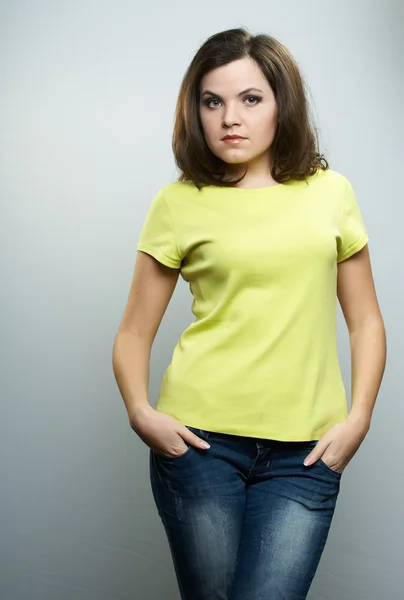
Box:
[137,168,369,441]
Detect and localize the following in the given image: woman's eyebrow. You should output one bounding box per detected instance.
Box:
[201,87,264,99]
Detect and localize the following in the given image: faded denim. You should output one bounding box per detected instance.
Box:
[150,425,343,600]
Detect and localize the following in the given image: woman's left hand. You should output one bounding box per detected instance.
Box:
[303,414,370,473]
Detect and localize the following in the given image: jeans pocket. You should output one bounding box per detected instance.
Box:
[186,425,211,441]
[152,426,210,462]
[304,441,343,477]
[317,457,343,477]
[152,444,192,462]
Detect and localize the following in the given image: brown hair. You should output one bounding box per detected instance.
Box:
[172,27,329,190]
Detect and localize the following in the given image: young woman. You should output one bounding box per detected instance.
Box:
[113,27,386,600]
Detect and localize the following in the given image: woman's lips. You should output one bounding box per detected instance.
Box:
[222,137,246,144]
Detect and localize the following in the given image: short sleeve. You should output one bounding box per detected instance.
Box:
[137,188,182,268]
[337,177,369,263]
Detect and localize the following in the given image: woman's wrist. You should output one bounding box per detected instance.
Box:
[347,410,371,434]
[128,403,154,428]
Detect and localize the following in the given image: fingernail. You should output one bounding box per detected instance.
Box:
[303,458,312,466]
[201,441,210,449]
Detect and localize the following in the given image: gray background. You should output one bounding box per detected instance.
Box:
[2,1,403,598]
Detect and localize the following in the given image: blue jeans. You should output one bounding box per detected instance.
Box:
[150,425,343,600]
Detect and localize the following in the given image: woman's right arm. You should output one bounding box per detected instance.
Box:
[112,251,210,457]
[112,250,180,427]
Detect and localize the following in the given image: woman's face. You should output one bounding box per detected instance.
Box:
[199,57,278,175]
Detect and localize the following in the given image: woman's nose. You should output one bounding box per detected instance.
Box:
[222,107,241,127]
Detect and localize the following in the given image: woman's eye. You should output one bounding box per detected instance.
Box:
[204,95,261,108]
[245,95,261,105]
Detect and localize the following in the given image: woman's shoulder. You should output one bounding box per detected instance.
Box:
[160,180,199,195]
[314,167,349,186]
[158,180,203,209]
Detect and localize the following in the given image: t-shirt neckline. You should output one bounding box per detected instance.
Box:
[205,182,286,193]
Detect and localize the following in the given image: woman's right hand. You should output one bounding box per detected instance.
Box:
[129,405,210,458]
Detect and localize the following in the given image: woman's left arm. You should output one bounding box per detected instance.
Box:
[304,244,387,470]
